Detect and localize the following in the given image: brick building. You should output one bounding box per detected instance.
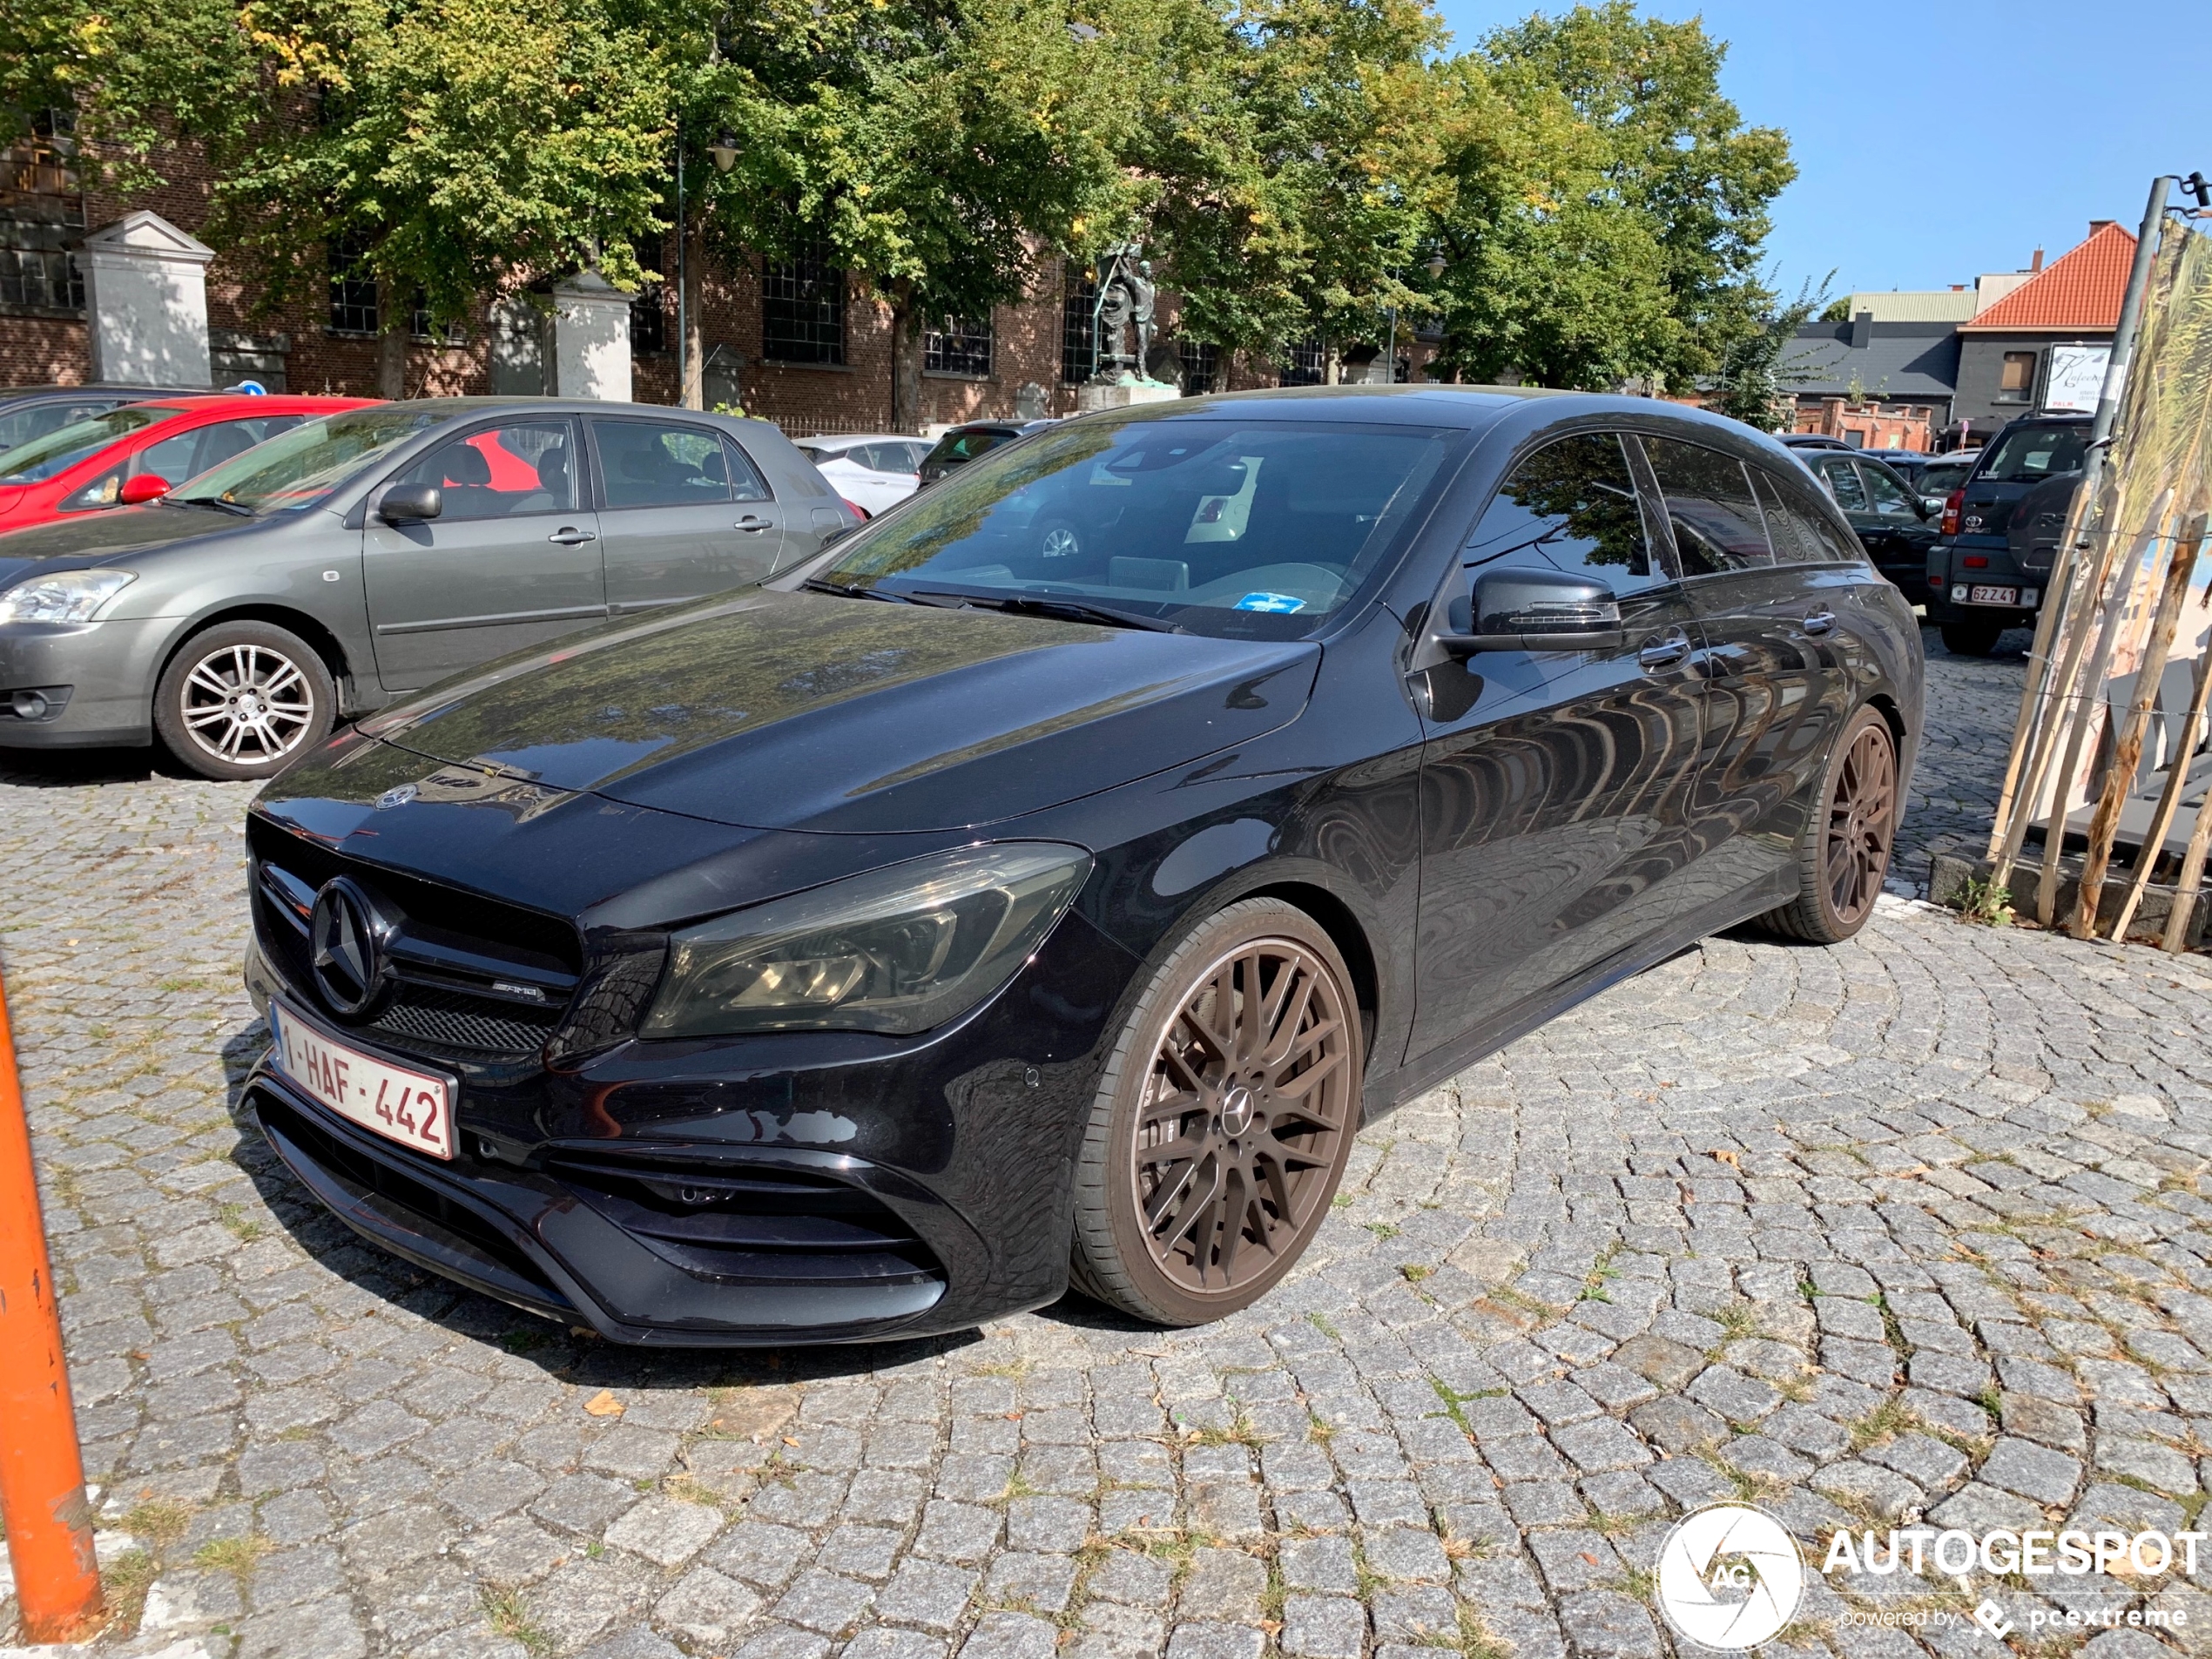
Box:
[2,120,1439,434]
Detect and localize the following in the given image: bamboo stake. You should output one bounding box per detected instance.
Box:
[1986,468,2103,865]
[1991,522,2105,888]
[2074,512,2205,936]
[2033,495,2171,923]
[2165,738,2212,950]
[2112,629,2212,941]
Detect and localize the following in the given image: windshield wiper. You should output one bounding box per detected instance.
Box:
[802,577,921,604]
[168,495,253,516]
[927,593,1178,632]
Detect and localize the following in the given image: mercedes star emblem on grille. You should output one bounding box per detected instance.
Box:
[309,877,388,1017]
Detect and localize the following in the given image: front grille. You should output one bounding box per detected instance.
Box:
[368,986,562,1057]
[249,814,583,1063]
[548,1153,944,1290]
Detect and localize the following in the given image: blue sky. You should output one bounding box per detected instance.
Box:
[1431,0,2203,300]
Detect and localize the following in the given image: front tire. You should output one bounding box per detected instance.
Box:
[1756,705,1899,944]
[154,621,334,781]
[1069,899,1362,1325]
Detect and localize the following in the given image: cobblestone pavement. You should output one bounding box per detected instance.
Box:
[14,625,2212,1659]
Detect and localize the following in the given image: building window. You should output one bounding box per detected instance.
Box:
[1062,272,1096,385]
[1181,341,1221,394]
[763,241,844,365]
[1997,349,2038,404]
[1,110,84,314]
[925,316,993,377]
[630,280,666,354]
[1280,338,1325,387]
[327,236,378,334]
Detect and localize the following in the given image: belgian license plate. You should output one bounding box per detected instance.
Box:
[269,1001,455,1159]
[1968,584,2020,606]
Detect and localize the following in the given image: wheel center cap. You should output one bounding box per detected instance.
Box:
[1219,1085,1255,1137]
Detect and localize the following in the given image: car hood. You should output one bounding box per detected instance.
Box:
[369,587,1321,834]
[0,502,253,583]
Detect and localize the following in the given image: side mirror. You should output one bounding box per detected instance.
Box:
[119,473,171,505]
[1440,566,1624,656]
[378,483,442,523]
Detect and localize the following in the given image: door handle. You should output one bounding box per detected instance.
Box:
[1804,610,1837,636]
[547,528,597,546]
[735,516,772,533]
[1638,631,1690,671]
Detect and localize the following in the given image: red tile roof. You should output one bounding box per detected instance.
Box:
[1963,221,2135,332]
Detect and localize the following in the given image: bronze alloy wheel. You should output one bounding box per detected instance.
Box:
[1758,705,1899,944]
[1071,899,1361,1324]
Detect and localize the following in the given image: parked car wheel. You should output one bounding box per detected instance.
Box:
[1939,621,2003,658]
[154,621,335,781]
[1037,519,1083,561]
[1757,706,1898,945]
[1069,898,1362,1324]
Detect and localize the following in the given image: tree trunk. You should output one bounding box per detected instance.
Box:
[891,289,924,434]
[681,217,705,409]
[374,277,408,398]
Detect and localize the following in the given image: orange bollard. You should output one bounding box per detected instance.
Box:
[0,969,104,1641]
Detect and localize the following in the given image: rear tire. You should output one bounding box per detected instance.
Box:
[154,620,335,782]
[1939,621,2002,657]
[1756,705,1899,944]
[1069,899,1362,1325]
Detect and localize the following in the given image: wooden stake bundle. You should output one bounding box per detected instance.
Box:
[2072,510,2204,937]
[2112,622,2212,941]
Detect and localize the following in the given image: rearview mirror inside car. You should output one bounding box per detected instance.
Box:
[1440,566,1625,656]
[378,483,443,523]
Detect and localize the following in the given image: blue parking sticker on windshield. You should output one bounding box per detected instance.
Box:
[1234,592,1306,614]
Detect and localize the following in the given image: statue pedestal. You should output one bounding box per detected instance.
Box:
[1077,378,1180,413]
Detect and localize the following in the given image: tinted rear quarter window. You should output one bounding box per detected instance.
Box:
[1643,436,1774,574]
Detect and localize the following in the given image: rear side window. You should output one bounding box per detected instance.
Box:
[0,398,125,455]
[720,439,772,502]
[138,415,303,484]
[595,419,733,509]
[1750,468,1851,563]
[1644,437,1773,574]
[1464,433,1665,592]
[1977,423,2088,482]
[927,428,1009,467]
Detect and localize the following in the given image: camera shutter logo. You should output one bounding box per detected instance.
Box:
[1654,1503,1804,1651]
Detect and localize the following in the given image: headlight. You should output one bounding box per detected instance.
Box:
[643,842,1092,1038]
[0,569,136,624]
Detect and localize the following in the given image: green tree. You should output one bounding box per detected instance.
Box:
[214,0,675,395]
[1705,276,1829,430]
[1473,1,1795,388]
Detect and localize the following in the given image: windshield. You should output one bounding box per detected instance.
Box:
[821,417,1459,638]
[926,428,1015,467]
[174,406,441,514]
[1978,425,2087,484]
[0,405,185,483]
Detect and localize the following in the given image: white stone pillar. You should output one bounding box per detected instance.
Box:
[81,211,215,388]
[550,273,633,401]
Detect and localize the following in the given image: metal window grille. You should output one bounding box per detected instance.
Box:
[763,242,845,364]
[1280,338,1325,387]
[1181,341,1220,394]
[1,110,84,313]
[1062,273,1096,385]
[925,317,993,377]
[327,236,378,334]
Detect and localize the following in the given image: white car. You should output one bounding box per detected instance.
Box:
[794,434,933,516]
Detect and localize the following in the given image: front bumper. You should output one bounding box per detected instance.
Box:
[245,901,1142,1345]
[0,617,173,747]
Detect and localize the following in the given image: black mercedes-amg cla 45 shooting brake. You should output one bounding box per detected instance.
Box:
[241,386,1923,1345]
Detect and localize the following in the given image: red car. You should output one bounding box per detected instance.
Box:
[0,394,378,531]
